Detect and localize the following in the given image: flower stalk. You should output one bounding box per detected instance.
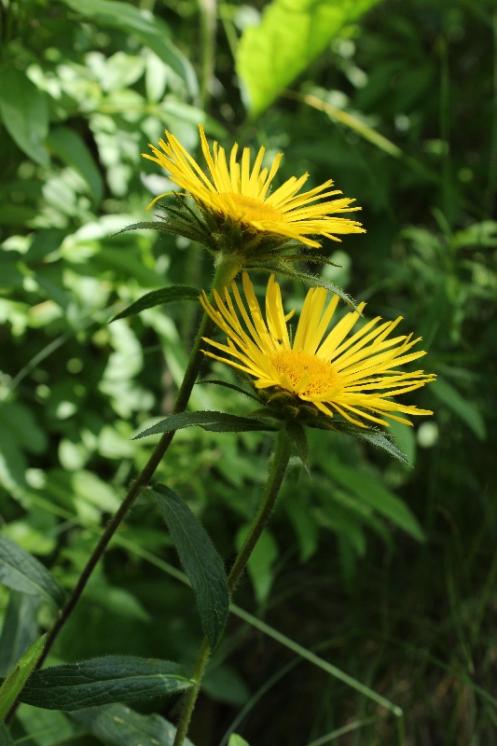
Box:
[173,427,291,746]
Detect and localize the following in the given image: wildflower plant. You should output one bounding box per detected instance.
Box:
[4,126,434,746]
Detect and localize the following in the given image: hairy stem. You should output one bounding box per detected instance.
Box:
[172,428,291,746]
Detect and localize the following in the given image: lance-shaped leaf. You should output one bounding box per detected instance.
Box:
[0,634,46,720]
[112,285,199,321]
[71,703,195,746]
[325,458,425,541]
[357,429,409,466]
[0,592,41,677]
[20,656,192,711]
[134,410,277,439]
[150,485,229,649]
[0,538,65,607]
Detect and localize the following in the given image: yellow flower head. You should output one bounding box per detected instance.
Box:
[200,274,435,429]
[143,127,364,248]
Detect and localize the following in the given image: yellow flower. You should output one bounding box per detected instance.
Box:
[143,127,364,248]
[200,274,435,429]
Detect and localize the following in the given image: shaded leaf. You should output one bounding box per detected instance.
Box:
[48,127,103,204]
[134,411,277,439]
[237,0,380,117]
[0,725,14,745]
[151,485,229,649]
[0,592,41,677]
[112,285,200,321]
[71,703,194,746]
[0,66,49,166]
[0,538,65,607]
[432,377,485,440]
[0,634,46,720]
[325,458,425,541]
[20,656,192,710]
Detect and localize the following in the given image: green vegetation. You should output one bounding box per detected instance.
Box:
[0,0,496,744]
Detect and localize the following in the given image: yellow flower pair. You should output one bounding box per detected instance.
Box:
[143,128,434,429]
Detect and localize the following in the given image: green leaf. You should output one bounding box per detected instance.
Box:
[0,634,46,720]
[325,459,425,541]
[134,411,277,439]
[0,66,49,166]
[197,379,260,402]
[286,422,309,469]
[236,0,380,117]
[20,656,192,710]
[112,285,200,322]
[431,377,486,440]
[71,704,194,746]
[48,127,103,204]
[58,0,197,95]
[0,538,65,607]
[150,485,229,649]
[0,725,14,745]
[229,736,251,746]
[0,592,41,677]
[388,422,416,467]
[357,429,410,466]
[16,709,76,746]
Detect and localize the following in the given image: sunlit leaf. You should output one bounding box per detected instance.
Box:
[236,0,380,117]
[0,635,46,720]
[0,66,49,166]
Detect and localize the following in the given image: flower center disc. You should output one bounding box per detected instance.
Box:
[271,350,337,398]
[220,192,282,224]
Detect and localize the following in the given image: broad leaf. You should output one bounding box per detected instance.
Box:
[48,127,103,204]
[325,458,425,541]
[112,286,200,322]
[58,0,197,95]
[71,704,194,746]
[0,538,65,607]
[0,66,49,166]
[151,485,229,649]
[236,0,380,117]
[134,411,277,439]
[20,656,192,710]
[431,377,485,440]
[0,592,41,677]
[0,634,46,720]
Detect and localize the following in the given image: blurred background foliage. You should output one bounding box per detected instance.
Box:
[0,0,496,743]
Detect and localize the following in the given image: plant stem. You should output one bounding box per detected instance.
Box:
[198,0,217,111]
[7,257,239,722]
[172,428,291,746]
